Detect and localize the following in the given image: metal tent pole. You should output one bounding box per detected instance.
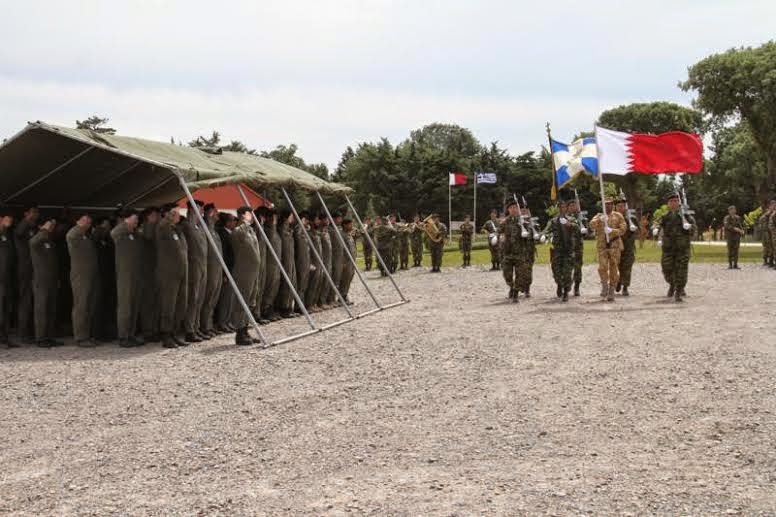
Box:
[236,185,317,330]
[280,188,354,319]
[343,194,407,302]
[177,176,269,347]
[316,191,381,309]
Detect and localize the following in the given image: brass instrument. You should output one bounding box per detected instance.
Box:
[423,214,444,243]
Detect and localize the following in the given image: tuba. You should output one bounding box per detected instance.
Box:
[423,214,444,243]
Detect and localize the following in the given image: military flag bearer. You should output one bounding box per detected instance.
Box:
[590,198,626,302]
[659,193,696,302]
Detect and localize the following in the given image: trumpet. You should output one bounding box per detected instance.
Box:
[422,214,444,243]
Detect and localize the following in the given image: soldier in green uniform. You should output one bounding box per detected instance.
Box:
[499,200,525,302]
[769,201,776,268]
[181,201,209,342]
[111,209,145,347]
[260,208,282,321]
[251,207,268,325]
[318,215,333,309]
[397,220,411,270]
[215,212,237,332]
[294,211,312,315]
[388,215,399,274]
[305,214,324,310]
[410,214,424,267]
[482,209,501,271]
[66,213,99,347]
[231,206,261,346]
[0,212,17,347]
[327,212,345,303]
[428,214,447,273]
[615,197,638,296]
[459,214,473,268]
[659,193,696,302]
[566,199,585,296]
[759,203,773,266]
[276,209,297,318]
[139,207,160,342]
[723,205,745,269]
[156,205,188,348]
[548,198,577,302]
[30,217,63,347]
[372,216,394,277]
[339,219,357,304]
[14,205,39,343]
[518,206,536,297]
[361,216,374,271]
[200,203,223,337]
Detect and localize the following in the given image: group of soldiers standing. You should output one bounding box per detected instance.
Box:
[360,213,448,275]
[0,202,358,349]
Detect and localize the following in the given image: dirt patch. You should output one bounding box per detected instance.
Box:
[1,263,775,515]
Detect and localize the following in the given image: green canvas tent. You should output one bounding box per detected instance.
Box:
[0,121,351,209]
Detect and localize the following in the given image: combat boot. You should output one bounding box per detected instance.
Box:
[727,260,733,269]
[556,285,562,298]
[162,334,178,349]
[674,289,683,302]
[622,286,630,296]
[606,285,615,302]
[173,334,188,347]
[524,287,530,298]
[600,282,608,299]
[235,327,252,346]
[733,261,740,269]
[667,285,675,297]
[615,283,622,293]
[562,288,569,302]
[508,287,515,300]
[185,332,202,343]
[573,282,580,297]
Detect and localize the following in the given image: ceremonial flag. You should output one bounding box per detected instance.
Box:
[595,126,703,175]
[550,137,599,192]
[476,172,497,184]
[449,172,467,186]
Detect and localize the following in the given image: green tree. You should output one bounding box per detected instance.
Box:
[76,116,116,135]
[188,130,221,148]
[681,41,776,204]
[260,144,329,179]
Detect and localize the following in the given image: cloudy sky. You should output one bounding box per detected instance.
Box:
[1,0,773,170]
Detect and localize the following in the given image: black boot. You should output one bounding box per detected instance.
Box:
[524,286,530,298]
[728,260,733,269]
[235,327,252,346]
[667,285,675,298]
[573,282,580,297]
[185,332,202,343]
[162,334,178,349]
[733,261,739,269]
[556,284,562,298]
[562,288,569,302]
[615,282,622,293]
[622,286,629,296]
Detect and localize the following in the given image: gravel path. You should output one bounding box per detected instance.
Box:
[1,263,775,515]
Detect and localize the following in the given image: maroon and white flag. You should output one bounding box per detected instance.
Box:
[595,126,703,175]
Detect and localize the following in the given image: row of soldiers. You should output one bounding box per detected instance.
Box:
[360,214,449,275]
[0,203,357,349]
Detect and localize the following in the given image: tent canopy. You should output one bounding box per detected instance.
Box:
[0,121,351,209]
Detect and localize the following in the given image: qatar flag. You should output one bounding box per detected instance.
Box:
[595,126,703,175]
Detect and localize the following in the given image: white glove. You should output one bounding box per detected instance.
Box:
[682,222,691,231]
[604,226,612,235]
[559,217,567,225]
[652,228,659,237]
[580,227,588,235]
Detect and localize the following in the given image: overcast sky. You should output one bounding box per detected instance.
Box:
[1,0,773,170]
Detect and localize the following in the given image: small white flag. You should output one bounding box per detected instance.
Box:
[476,172,497,184]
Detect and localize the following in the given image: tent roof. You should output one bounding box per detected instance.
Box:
[0,121,351,209]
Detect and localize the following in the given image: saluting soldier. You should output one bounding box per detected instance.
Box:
[428,214,447,273]
[200,203,223,337]
[723,205,745,269]
[156,205,188,348]
[372,216,395,277]
[276,209,297,318]
[294,211,312,314]
[180,200,208,342]
[215,212,237,332]
[111,208,145,347]
[139,207,160,342]
[305,214,324,310]
[328,212,344,303]
[459,214,473,268]
[30,217,62,347]
[231,206,262,346]
[397,220,411,270]
[14,205,39,343]
[0,212,17,347]
[261,207,282,321]
[548,198,577,301]
[339,218,357,304]
[361,216,374,271]
[252,207,268,325]
[482,209,501,271]
[659,193,696,302]
[66,212,99,347]
[615,197,638,296]
[410,214,424,267]
[590,198,627,302]
[500,200,526,302]
[318,215,333,309]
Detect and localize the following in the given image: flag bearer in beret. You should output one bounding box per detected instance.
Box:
[615,197,638,296]
[548,198,577,302]
[156,205,188,348]
[66,212,99,347]
[590,198,626,302]
[231,206,262,346]
[658,193,696,302]
[111,209,146,347]
[30,217,63,347]
[0,212,16,347]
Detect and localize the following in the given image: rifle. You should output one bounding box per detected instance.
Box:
[513,194,530,238]
[676,185,693,231]
[522,195,546,243]
[573,189,589,235]
[619,188,638,233]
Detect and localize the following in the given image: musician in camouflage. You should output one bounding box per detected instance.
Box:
[723,205,745,269]
[459,214,473,268]
[482,209,501,271]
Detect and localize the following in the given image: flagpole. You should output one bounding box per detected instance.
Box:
[449,175,453,241]
[546,122,557,201]
[594,124,610,243]
[473,173,477,242]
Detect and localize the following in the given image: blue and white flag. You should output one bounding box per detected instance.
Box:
[476,172,497,184]
[550,137,599,192]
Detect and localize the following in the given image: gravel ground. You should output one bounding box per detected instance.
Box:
[1,263,775,516]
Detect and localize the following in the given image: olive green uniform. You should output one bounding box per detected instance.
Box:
[66,225,98,342]
[428,223,447,271]
[30,229,58,343]
[156,217,188,337]
[567,214,584,291]
[294,222,312,306]
[373,222,397,276]
[759,212,772,265]
[305,228,323,308]
[0,227,14,341]
[723,214,744,267]
[276,220,297,314]
[318,227,333,306]
[398,225,410,270]
[339,229,357,301]
[660,210,696,296]
[549,214,577,294]
[361,225,374,271]
[14,219,37,340]
[139,221,159,338]
[767,211,776,267]
[111,222,144,340]
[499,216,528,297]
[200,220,223,332]
[328,224,344,303]
[230,222,261,328]
[180,218,208,335]
[262,221,281,316]
[459,222,473,267]
[410,222,424,267]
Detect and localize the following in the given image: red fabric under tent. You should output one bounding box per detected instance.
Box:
[176,183,272,210]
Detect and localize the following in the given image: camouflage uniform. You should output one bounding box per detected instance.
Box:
[723,213,744,268]
[459,221,473,267]
[499,215,527,300]
[482,218,501,271]
[372,221,396,277]
[428,223,447,272]
[660,209,696,300]
[361,224,374,271]
[549,212,577,299]
[768,209,776,268]
[398,224,410,270]
[759,211,772,265]
[410,222,424,267]
[590,210,627,300]
[567,213,584,294]
[520,225,536,295]
[618,218,638,293]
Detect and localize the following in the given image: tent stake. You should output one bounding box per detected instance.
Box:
[178,175,269,347]
[316,191,382,309]
[236,185,317,330]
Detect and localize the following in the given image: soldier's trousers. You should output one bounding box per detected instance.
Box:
[296,263,310,308]
[339,263,355,300]
[117,272,142,339]
[461,243,471,264]
[363,245,373,271]
[215,273,234,328]
[770,230,776,260]
[328,258,342,304]
[619,248,635,288]
[376,247,391,276]
[305,266,322,307]
[763,235,772,260]
[185,265,206,334]
[159,269,187,336]
[231,271,258,329]
[400,247,409,269]
[551,248,573,289]
[70,272,96,341]
[140,272,159,337]
[573,248,583,286]
[17,269,33,338]
[390,247,399,273]
[318,261,333,306]
[488,243,500,267]
[430,244,443,269]
[276,265,297,312]
[597,248,621,287]
[661,246,690,290]
[411,240,422,266]
[33,278,56,341]
[263,267,281,312]
[726,239,740,263]
[200,263,223,331]
[0,282,9,337]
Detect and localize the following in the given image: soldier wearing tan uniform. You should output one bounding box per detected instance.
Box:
[589,198,627,302]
